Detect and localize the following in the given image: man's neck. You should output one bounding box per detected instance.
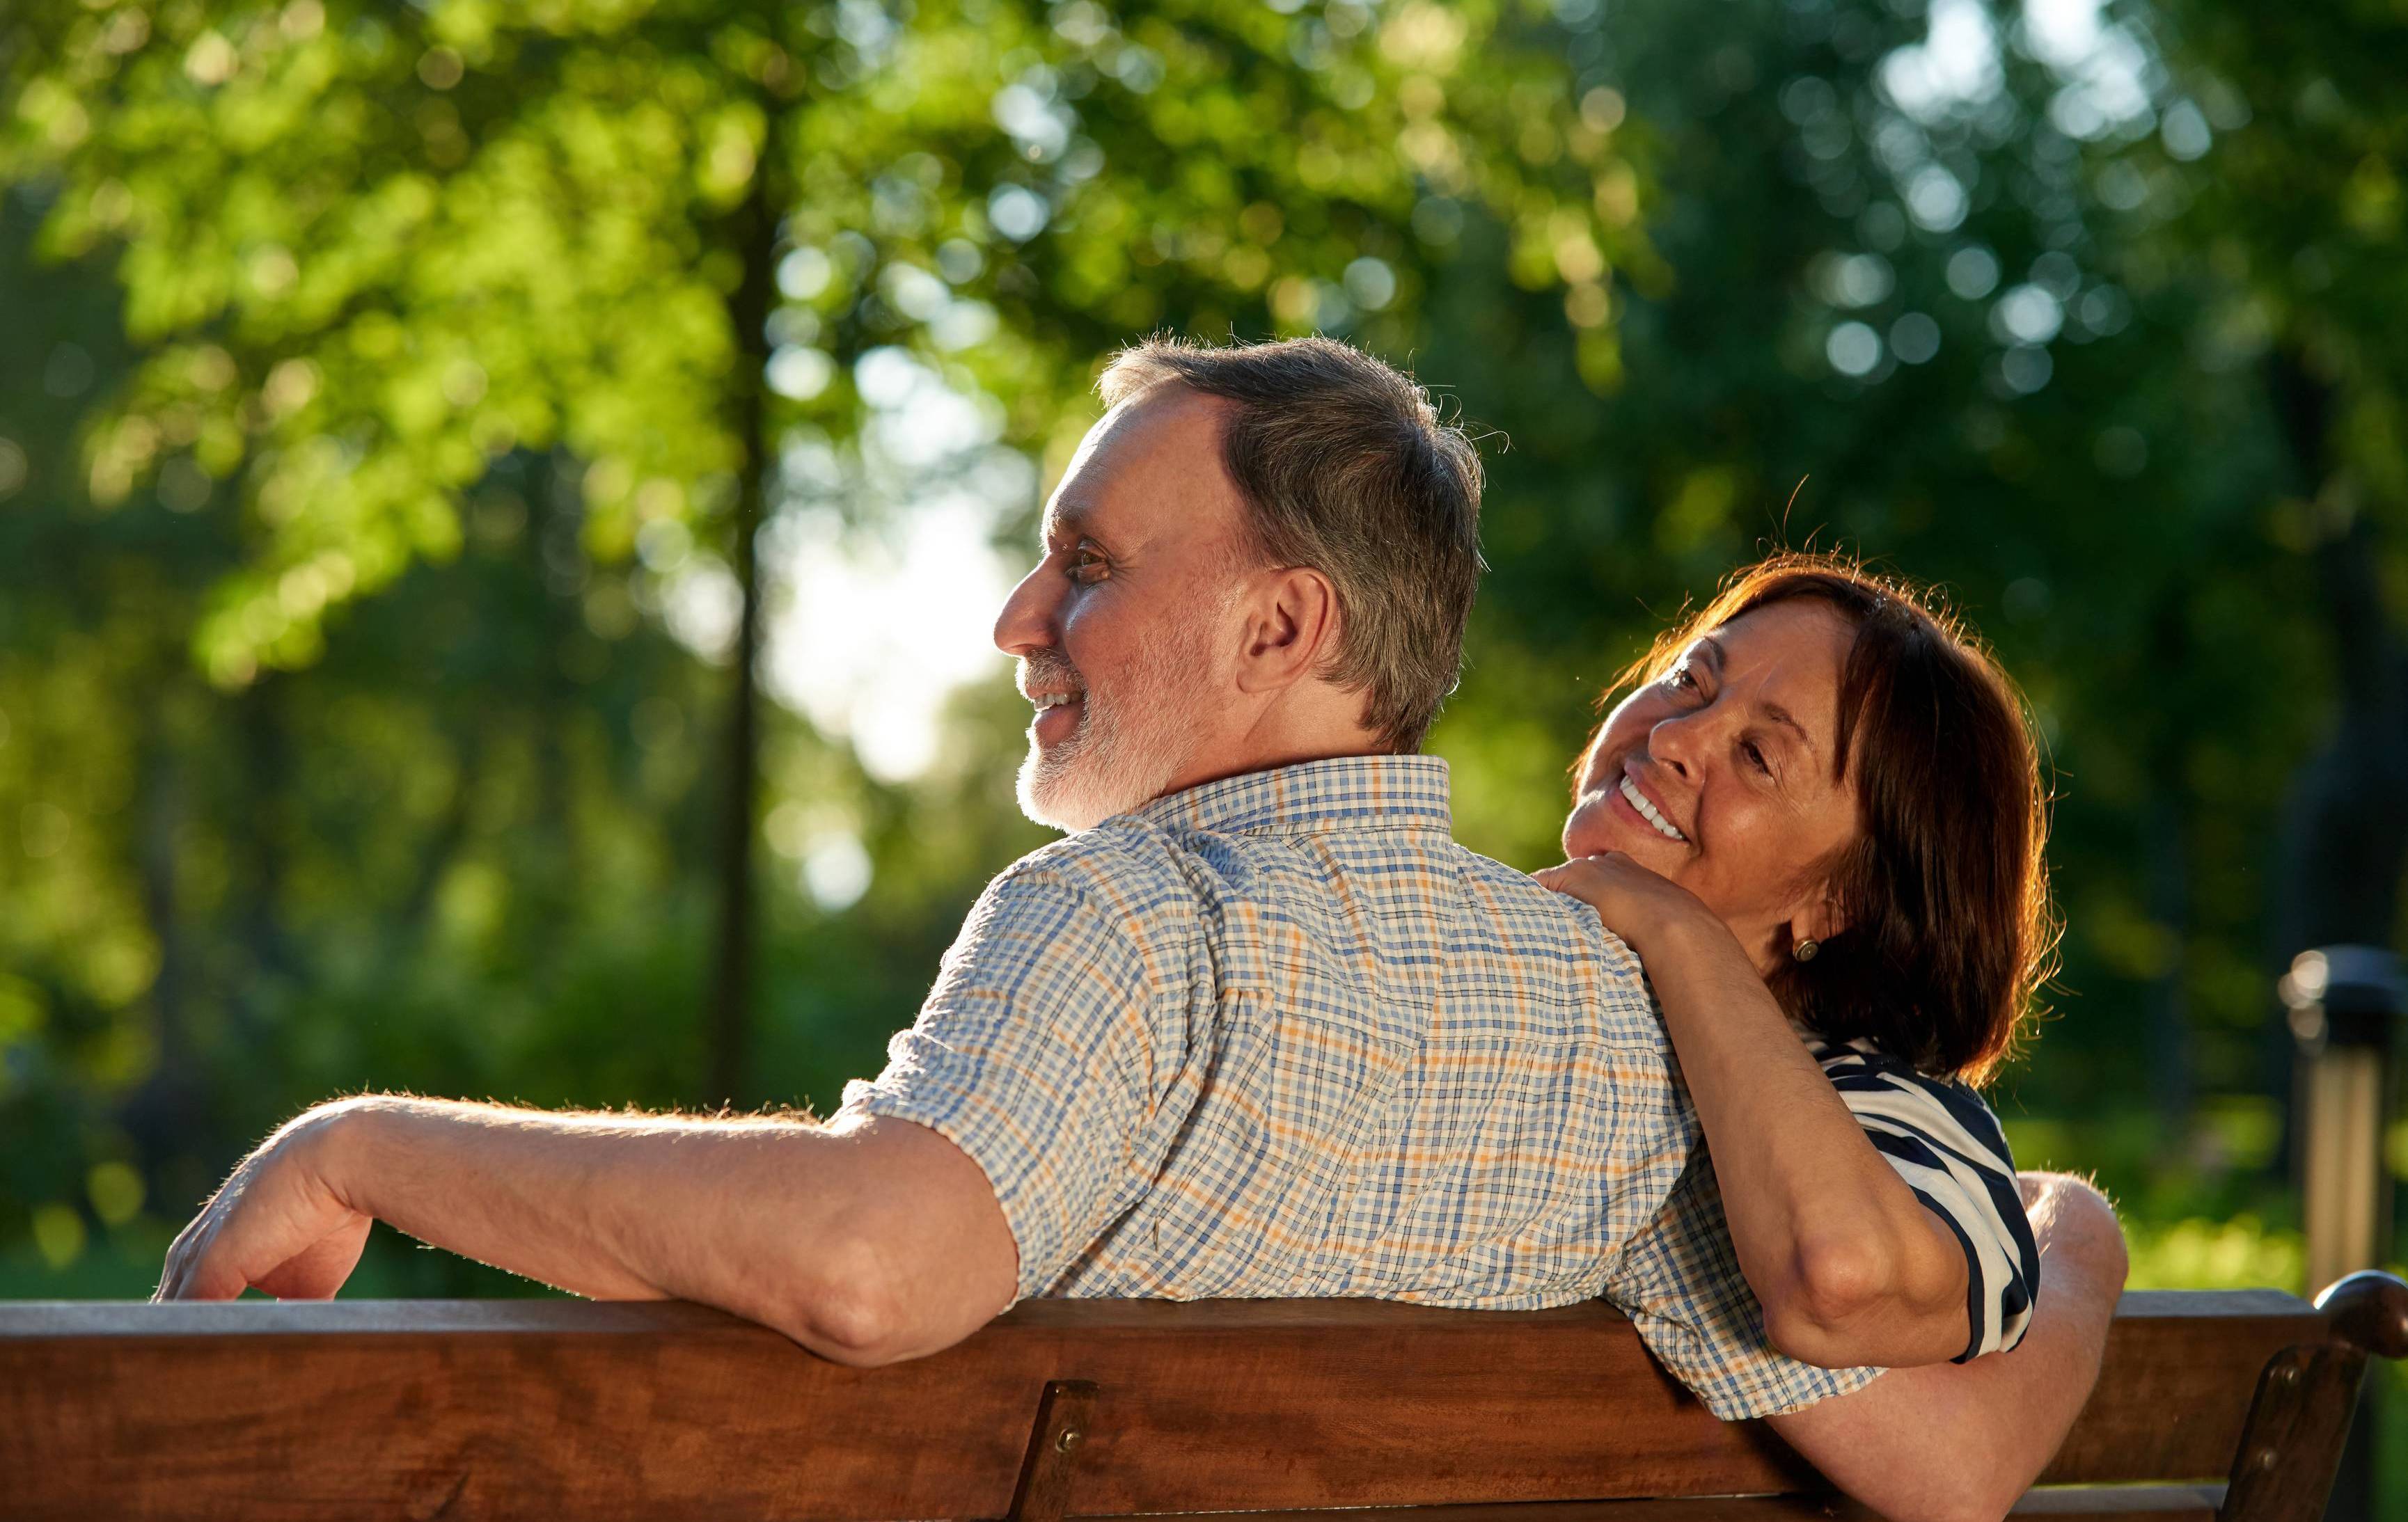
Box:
[1156,690,1390,802]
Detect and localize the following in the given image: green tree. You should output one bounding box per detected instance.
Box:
[1417,0,2338,1187]
[3,0,1644,1100]
[2123,0,2408,962]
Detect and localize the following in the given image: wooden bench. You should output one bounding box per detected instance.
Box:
[5,1272,2403,1521]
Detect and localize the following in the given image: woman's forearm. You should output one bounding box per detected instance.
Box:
[1633,913,1970,1368]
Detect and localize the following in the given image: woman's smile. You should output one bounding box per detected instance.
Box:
[1615,771,1689,842]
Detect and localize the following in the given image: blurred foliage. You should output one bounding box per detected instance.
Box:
[1,0,1635,682]
[2,0,2405,1392]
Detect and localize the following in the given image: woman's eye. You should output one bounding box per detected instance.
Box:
[1743,741,1772,775]
[1662,664,1698,692]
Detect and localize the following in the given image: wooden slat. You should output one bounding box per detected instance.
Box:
[1154,1488,2225,1522]
[2040,1290,2320,1487]
[0,1291,2317,1522]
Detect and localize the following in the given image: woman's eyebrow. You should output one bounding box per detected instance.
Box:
[1756,699,1816,753]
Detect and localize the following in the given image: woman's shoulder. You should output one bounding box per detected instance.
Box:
[1810,1033,2040,1363]
[1802,1033,2016,1168]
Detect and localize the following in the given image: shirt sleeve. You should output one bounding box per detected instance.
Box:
[1603,1150,1883,1420]
[1814,1039,2040,1361]
[837,868,1161,1303]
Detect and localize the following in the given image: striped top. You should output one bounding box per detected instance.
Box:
[842,756,2027,1418]
[1812,1036,2038,1361]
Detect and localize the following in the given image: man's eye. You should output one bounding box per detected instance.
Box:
[1743,740,1772,775]
[1067,548,1110,584]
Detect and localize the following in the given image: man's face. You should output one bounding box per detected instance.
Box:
[994,384,1252,832]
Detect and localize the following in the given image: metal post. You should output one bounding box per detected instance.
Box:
[2281,945,2404,1522]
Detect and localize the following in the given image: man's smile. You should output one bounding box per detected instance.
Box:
[1031,690,1085,745]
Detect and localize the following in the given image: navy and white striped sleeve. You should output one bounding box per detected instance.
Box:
[1811,1037,2039,1361]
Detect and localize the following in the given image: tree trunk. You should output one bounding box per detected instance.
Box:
[703,123,782,1109]
[2269,353,2408,958]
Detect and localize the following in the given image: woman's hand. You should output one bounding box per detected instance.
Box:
[1533,851,1722,956]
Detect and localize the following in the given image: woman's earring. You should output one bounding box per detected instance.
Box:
[1792,938,1820,963]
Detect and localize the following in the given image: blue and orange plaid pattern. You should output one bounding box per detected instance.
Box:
[840,755,1877,1418]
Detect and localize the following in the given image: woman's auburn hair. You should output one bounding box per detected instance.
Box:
[1603,552,2060,1086]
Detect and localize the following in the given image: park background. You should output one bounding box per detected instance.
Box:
[3,0,2405,1507]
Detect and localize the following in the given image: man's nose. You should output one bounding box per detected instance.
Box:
[993,560,1060,657]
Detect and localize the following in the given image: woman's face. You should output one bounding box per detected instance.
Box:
[1563,599,1864,965]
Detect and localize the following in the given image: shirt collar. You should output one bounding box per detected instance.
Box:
[1131,754,1454,837]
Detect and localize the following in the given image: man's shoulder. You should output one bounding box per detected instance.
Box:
[968,821,1212,953]
[1446,844,1646,978]
[973,817,1648,1003]
[990,818,1192,896]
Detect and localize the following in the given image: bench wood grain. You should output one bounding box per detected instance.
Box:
[0,1288,2343,1521]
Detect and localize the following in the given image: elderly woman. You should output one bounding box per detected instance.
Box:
[1539,553,2122,1520]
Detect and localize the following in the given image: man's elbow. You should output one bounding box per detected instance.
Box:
[764,1233,946,1368]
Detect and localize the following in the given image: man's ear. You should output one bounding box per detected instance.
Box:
[1232,565,1342,695]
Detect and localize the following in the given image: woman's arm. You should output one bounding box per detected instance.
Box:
[1536,853,1972,1368]
[1768,1173,2127,1522]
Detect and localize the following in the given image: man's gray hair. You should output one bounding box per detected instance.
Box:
[1097,335,1484,753]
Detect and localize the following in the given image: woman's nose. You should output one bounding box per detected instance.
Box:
[1648,710,1706,779]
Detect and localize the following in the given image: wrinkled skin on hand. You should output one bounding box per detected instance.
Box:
[1532,850,1724,956]
[155,1105,372,1302]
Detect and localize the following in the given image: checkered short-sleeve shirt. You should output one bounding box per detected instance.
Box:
[840,755,1876,1418]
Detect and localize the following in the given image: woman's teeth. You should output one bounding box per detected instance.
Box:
[1619,775,1687,842]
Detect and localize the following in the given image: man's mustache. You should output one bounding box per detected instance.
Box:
[1017,649,1084,699]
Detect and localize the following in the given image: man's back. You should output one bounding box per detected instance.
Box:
[842,755,1693,1308]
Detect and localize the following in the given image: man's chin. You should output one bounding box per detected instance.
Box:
[1016,741,1182,834]
[1016,746,1109,833]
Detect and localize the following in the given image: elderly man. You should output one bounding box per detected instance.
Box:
[162,337,2122,1520]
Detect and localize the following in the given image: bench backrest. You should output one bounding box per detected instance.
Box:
[3,1282,2398,1521]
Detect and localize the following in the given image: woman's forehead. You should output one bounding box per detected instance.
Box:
[1705,599,1853,665]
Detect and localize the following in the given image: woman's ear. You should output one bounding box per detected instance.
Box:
[1786,891,1848,952]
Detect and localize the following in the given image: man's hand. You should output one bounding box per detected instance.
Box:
[157,1103,372,1301]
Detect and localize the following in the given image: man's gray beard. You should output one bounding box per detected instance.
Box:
[1016,622,1217,833]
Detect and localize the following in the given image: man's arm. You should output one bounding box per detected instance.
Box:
[1767,1173,2128,1522]
[157,1097,1019,1366]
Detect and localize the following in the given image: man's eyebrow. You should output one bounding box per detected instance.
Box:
[1042,500,1098,543]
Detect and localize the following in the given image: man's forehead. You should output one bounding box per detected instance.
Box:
[1042,385,1234,541]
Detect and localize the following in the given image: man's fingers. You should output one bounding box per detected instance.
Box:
[253,1216,372,1301]
[155,1219,205,1301]
[178,1247,252,1301]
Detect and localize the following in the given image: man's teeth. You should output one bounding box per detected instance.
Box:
[1619,775,1687,842]
[1032,692,1081,710]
